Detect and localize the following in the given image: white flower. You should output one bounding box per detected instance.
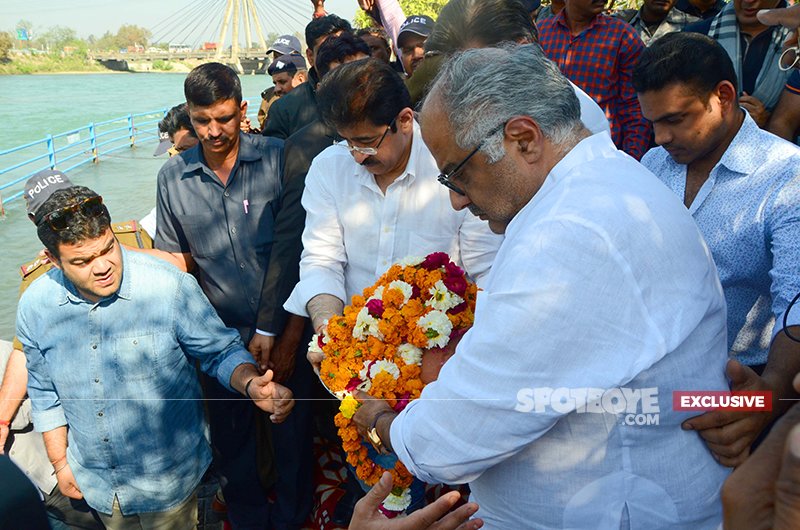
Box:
[425,280,465,312]
[355,374,372,393]
[357,360,399,391]
[398,255,424,267]
[357,362,375,392]
[308,334,324,358]
[388,280,414,305]
[368,286,385,302]
[397,343,423,366]
[417,310,453,349]
[353,307,384,341]
[319,320,331,344]
[369,359,401,380]
[382,487,412,512]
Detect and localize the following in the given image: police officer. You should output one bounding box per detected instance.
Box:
[258,35,304,129]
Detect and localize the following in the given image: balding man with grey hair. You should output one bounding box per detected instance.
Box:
[353,44,730,529]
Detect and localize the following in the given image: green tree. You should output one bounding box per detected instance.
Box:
[35,26,78,51]
[94,30,119,51]
[265,32,280,47]
[116,24,151,48]
[0,31,13,61]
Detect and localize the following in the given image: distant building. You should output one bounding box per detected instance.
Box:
[168,43,192,53]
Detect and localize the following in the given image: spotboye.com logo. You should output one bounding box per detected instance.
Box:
[515,387,660,426]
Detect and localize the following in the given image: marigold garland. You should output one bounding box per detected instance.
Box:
[311,252,478,513]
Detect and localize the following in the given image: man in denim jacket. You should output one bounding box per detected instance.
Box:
[16,185,293,529]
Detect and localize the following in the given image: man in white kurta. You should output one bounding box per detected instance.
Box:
[283,58,501,333]
[353,45,730,529]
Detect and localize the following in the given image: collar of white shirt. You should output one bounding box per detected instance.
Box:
[506,131,620,236]
[351,121,424,192]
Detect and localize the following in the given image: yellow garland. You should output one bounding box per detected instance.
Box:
[319,254,478,491]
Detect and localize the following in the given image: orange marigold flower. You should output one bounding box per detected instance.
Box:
[318,252,477,492]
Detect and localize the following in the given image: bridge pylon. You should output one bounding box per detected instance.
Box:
[214,0,269,73]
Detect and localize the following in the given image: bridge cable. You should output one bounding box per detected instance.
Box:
[265,0,312,29]
[254,0,307,37]
[160,0,219,47]
[148,0,200,43]
[256,2,298,38]
[190,5,227,50]
[150,0,216,46]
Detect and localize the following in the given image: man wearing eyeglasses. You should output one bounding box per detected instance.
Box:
[351,44,732,529]
[283,58,501,352]
[15,185,293,529]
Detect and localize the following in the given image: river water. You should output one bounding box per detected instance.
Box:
[0,72,274,339]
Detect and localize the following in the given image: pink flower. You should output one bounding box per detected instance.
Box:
[444,261,464,277]
[421,252,450,271]
[366,298,385,318]
[411,285,421,299]
[447,301,468,315]
[378,505,402,518]
[393,392,411,412]
[346,377,363,392]
[443,275,468,297]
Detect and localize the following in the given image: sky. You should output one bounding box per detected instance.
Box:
[0,0,358,44]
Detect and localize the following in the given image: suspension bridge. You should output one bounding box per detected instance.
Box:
[91,0,314,74]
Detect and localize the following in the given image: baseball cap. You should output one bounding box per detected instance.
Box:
[397,15,435,48]
[24,169,74,219]
[153,130,172,157]
[268,35,302,55]
[268,53,307,76]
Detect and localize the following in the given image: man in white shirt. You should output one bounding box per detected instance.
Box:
[284,58,501,336]
[353,44,730,529]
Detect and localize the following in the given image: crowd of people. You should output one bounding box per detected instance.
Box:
[2,0,800,529]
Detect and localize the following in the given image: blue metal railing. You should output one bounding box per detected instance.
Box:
[0,110,166,206]
[0,97,261,209]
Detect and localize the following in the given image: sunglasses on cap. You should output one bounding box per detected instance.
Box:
[41,195,105,231]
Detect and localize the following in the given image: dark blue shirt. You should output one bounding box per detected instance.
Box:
[156,132,284,331]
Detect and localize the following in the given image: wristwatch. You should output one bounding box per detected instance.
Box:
[367,410,395,453]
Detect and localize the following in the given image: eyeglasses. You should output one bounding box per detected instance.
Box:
[342,118,396,156]
[437,122,506,196]
[779,45,800,71]
[41,195,105,231]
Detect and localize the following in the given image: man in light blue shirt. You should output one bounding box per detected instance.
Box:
[353,44,730,529]
[636,33,800,467]
[16,185,293,528]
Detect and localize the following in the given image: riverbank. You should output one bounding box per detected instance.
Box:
[0,54,106,75]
